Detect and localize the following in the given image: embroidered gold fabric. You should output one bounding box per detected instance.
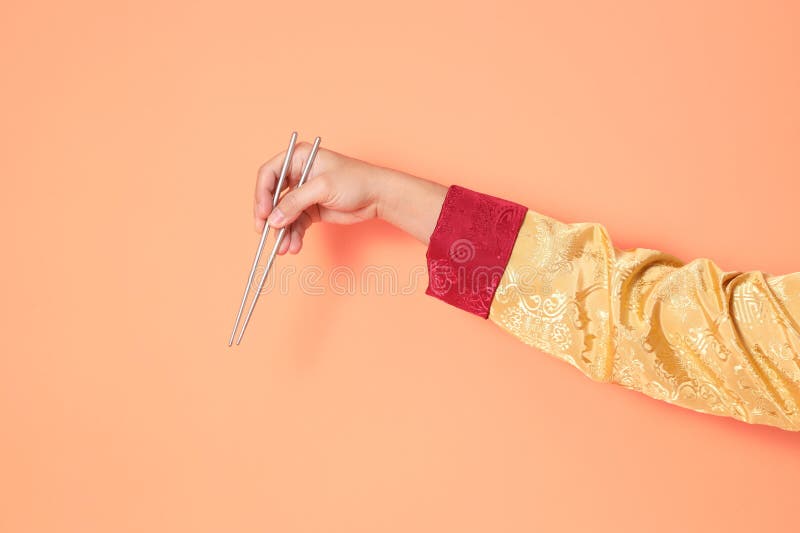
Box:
[489,210,800,431]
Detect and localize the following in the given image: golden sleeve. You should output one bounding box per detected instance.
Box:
[490,209,800,431]
[425,185,800,431]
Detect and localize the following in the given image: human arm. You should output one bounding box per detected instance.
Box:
[255,142,800,431]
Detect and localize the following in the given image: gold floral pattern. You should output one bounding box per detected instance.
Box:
[489,210,800,431]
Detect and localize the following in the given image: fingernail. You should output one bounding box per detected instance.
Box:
[268,208,285,226]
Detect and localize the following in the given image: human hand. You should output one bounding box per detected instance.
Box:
[254,141,447,254]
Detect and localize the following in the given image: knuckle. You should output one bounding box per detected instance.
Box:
[257,161,269,178]
[290,154,306,177]
[315,173,331,191]
[293,142,311,161]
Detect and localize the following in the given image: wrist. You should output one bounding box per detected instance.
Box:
[375,168,447,244]
[374,168,404,223]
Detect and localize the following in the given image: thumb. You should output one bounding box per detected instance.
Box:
[267,175,330,228]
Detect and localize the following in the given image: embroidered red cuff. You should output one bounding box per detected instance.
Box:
[425,185,527,318]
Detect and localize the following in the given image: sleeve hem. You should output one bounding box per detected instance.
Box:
[424,185,527,318]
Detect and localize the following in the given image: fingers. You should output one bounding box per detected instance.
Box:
[277,210,314,255]
[267,175,330,229]
[289,211,313,254]
[254,141,316,232]
[254,151,287,232]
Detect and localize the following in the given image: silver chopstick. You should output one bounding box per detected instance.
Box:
[228,131,297,346]
[234,136,321,345]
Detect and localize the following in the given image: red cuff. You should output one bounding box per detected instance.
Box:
[425,185,527,318]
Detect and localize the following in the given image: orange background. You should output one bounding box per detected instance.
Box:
[2,1,799,532]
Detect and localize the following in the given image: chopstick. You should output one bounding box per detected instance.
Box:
[228,134,321,346]
[227,131,297,346]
